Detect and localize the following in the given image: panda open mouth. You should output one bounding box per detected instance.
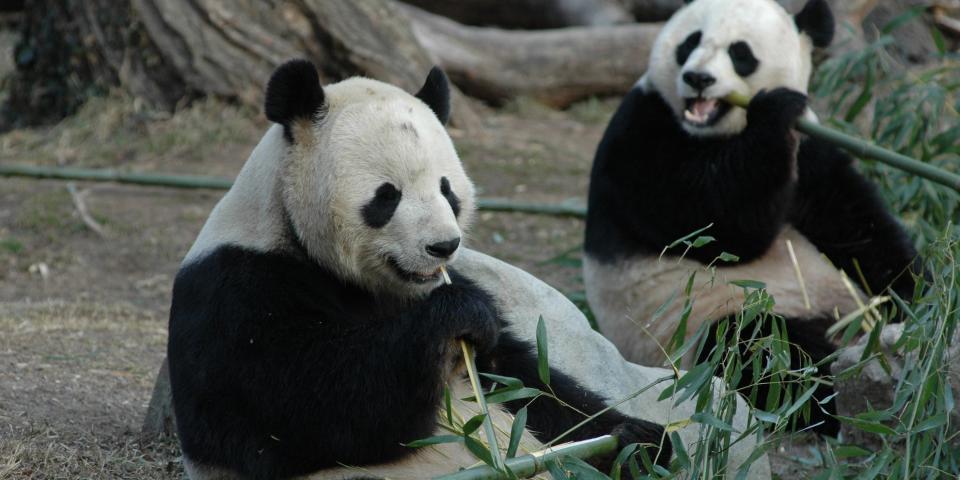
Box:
[386,256,442,284]
[683,97,731,127]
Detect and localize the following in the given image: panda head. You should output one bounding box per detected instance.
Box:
[265,60,474,296]
[642,0,834,137]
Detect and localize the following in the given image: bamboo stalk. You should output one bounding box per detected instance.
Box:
[0,164,588,218]
[724,91,960,192]
[439,265,506,473]
[433,435,619,480]
[0,164,234,189]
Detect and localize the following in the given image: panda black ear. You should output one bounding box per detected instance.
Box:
[795,0,834,48]
[415,66,451,125]
[265,59,326,142]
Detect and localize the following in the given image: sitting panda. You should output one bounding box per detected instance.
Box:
[584,0,920,435]
[168,60,675,480]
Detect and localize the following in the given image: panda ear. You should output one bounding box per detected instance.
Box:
[265,59,326,142]
[794,0,834,48]
[415,66,451,125]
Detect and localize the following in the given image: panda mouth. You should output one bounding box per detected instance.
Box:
[683,97,731,127]
[386,256,442,284]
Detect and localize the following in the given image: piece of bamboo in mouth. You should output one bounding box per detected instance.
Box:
[439,264,506,472]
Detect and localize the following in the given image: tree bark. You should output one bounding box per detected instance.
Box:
[403,4,662,108]
[0,0,190,130]
[132,0,482,129]
[4,0,481,130]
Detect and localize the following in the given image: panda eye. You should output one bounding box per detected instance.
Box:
[675,30,702,66]
[440,176,461,218]
[362,182,401,229]
[728,41,759,77]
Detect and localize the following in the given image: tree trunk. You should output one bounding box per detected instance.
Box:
[0,0,190,130]
[403,4,662,107]
[401,0,632,29]
[4,0,481,130]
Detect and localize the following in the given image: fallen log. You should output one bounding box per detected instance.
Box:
[402,4,662,108]
[400,0,633,29]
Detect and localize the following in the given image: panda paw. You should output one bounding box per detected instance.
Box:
[747,87,808,130]
[611,421,672,472]
[427,283,500,354]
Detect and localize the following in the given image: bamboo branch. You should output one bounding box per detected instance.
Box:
[724,92,960,192]
[66,182,107,238]
[433,435,619,480]
[439,265,506,472]
[0,164,588,218]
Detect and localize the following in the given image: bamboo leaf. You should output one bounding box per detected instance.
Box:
[609,444,638,480]
[537,316,550,387]
[484,387,542,404]
[463,435,495,467]
[506,407,527,459]
[690,412,736,432]
[444,386,453,427]
[479,373,524,390]
[405,435,462,448]
[463,414,487,436]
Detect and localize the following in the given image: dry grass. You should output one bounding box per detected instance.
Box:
[0,301,174,479]
[0,92,265,175]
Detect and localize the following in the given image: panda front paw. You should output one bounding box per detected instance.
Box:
[427,283,501,354]
[611,421,672,472]
[747,87,807,130]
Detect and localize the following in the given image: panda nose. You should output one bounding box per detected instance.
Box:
[683,71,716,91]
[426,238,461,258]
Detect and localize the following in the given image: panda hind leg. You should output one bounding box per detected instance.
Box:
[484,332,672,471]
[698,315,840,436]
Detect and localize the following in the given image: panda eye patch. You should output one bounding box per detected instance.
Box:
[440,177,461,218]
[675,30,702,66]
[362,182,401,229]
[728,41,759,77]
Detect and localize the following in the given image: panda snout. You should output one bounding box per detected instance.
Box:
[425,237,461,258]
[682,71,716,92]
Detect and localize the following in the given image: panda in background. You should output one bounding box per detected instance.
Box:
[584,0,920,436]
[168,60,673,480]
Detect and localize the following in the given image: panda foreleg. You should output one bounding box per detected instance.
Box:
[790,137,922,302]
[482,333,672,471]
[698,314,840,436]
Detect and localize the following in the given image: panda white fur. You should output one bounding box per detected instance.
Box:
[169,60,681,480]
[584,0,920,435]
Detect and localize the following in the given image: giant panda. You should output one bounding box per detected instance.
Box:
[168,59,683,480]
[583,0,920,436]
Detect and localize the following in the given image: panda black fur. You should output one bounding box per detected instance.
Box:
[584,0,920,436]
[169,60,671,480]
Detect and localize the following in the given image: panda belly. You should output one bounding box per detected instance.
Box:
[183,377,545,480]
[584,226,865,368]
